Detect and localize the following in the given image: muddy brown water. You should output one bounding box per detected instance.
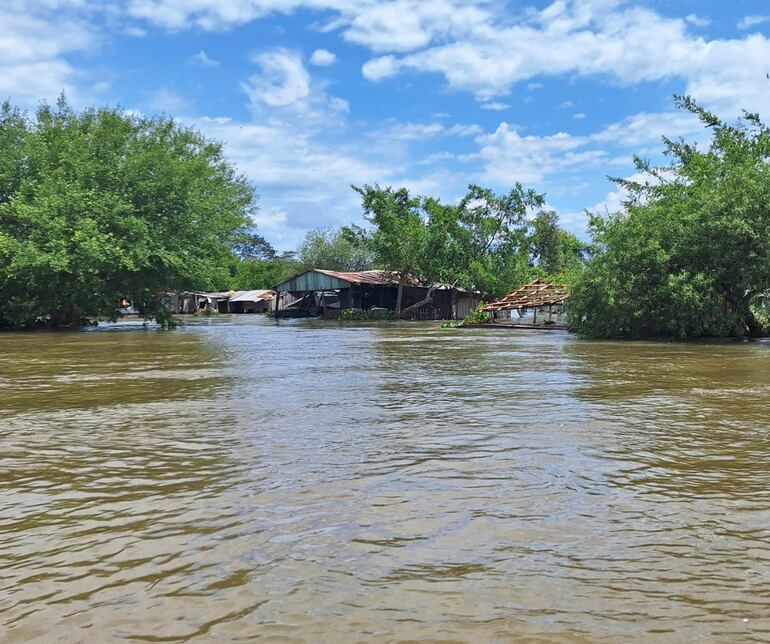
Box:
[1,317,770,642]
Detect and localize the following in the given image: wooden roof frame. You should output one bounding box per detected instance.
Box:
[482,278,569,312]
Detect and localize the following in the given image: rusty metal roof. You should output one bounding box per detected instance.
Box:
[275,268,476,293]
[313,269,396,285]
[482,278,569,312]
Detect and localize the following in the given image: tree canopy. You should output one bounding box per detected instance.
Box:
[569,96,770,339]
[0,97,255,328]
[297,224,374,271]
[353,182,559,317]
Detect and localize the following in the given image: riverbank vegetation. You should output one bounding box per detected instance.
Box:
[2,94,768,338]
[568,97,770,339]
[0,97,254,328]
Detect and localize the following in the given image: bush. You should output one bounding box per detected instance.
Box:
[459,304,491,326]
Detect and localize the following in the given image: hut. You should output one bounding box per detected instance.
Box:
[273,268,482,319]
[481,278,569,328]
[227,290,276,313]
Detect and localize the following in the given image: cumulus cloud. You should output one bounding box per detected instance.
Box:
[188,115,399,247]
[0,1,95,106]
[242,48,311,108]
[309,48,336,66]
[470,124,606,185]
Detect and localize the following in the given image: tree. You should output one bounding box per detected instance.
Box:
[234,230,276,260]
[230,254,299,290]
[569,96,770,339]
[297,224,374,271]
[0,97,255,328]
[353,185,428,318]
[353,183,545,317]
[454,184,544,297]
[529,210,589,277]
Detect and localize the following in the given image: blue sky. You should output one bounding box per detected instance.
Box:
[4,0,770,250]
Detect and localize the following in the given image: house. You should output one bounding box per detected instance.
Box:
[227,290,278,313]
[161,290,286,314]
[273,268,482,319]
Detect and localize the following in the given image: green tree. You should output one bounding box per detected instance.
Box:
[354,183,544,317]
[353,185,428,317]
[569,96,770,339]
[529,210,588,278]
[234,229,277,260]
[230,255,299,290]
[452,184,544,298]
[0,97,255,328]
[297,224,374,271]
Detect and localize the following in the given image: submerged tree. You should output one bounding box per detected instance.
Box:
[569,96,770,339]
[0,97,255,328]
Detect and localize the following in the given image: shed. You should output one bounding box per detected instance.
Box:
[227,289,276,313]
[274,268,482,319]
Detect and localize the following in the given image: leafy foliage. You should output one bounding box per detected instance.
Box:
[230,255,299,290]
[529,210,588,277]
[569,96,770,339]
[297,224,374,271]
[353,182,551,316]
[0,97,255,328]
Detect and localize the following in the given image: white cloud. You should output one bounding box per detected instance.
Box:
[187,50,219,67]
[470,124,607,185]
[738,15,770,30]
[573,112,586,119]
[374,121,482,141]
[479,101,509,111]
[94,1,770,120]
[0,2,96,106]
[189,114,400,248]
[242,48,310,108]
[685,14,710,28]
[309,48,336,66]
[354,1,770,117]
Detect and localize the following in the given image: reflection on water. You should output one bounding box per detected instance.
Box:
[2,318,770,641]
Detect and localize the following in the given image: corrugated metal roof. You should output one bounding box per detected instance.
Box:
[275,268,476,293]
[313,269,396,285]
[228,289,275,303]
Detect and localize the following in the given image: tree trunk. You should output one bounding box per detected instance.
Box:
[742,300,762,337]
[399,285,437,319]
[394,274,405,319]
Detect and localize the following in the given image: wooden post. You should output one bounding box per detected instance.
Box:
[274,289,280,319]
[533,307,537,325]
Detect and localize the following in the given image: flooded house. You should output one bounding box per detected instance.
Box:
[273,269,482,319]
[162,290,285,314]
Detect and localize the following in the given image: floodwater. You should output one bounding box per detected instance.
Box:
[2,317,770,643]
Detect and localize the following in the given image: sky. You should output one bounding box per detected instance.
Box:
[4,0,770,251]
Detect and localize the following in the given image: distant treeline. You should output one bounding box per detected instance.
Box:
[1,95,768,337]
